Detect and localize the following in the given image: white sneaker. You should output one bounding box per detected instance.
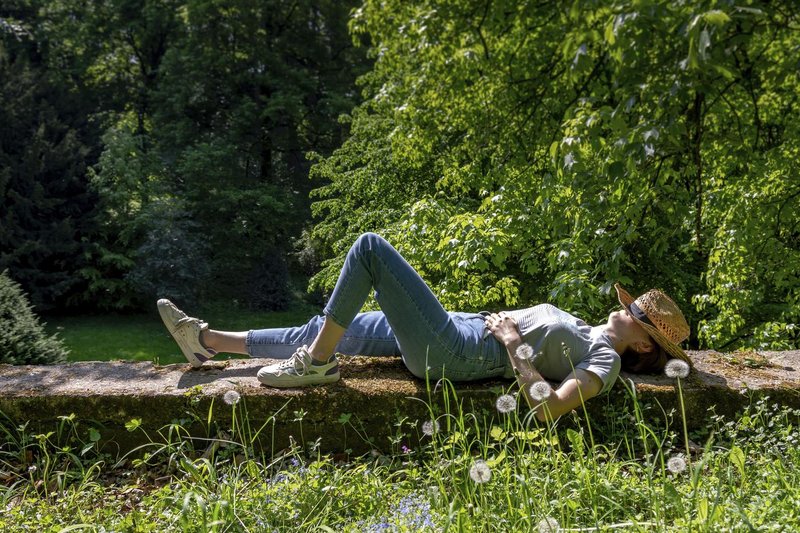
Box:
[257,346,340,387]
[157,299,217,367]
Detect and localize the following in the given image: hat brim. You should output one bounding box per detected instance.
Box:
[614,283,693,367]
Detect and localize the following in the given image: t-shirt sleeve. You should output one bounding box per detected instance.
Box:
[575,348,621,394]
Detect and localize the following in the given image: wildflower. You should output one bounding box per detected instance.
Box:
[538,516,560,532]
[561,342,571,358]
[530,381,552,402]
[421,419,440,436]
[665,359,690,379]
[667,454,687,474]
[496,394,517,414]
[401,445,411,454]
[516,343,534,361]
[469,460,492,484]
[223,390,240,405]
[362,492,435,531]
[27,465,36,473]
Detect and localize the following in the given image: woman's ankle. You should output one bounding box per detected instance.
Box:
[199,330,217,355]
[307,345,334,363]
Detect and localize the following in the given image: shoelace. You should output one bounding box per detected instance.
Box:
[276,349,310,375]
[174,316,204,329]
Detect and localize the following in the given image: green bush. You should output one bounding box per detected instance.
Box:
[125,198,211,308]
[245,250,292,311]
[0,270,68,364]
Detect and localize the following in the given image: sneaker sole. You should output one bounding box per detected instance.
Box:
[257,371,341,388]
[157,300,208,368]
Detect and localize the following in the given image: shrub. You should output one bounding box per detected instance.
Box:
[246,251,292,311]
[0,270,68,364]
[125,198,211,308]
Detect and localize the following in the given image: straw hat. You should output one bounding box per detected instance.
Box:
[614,283,692,366]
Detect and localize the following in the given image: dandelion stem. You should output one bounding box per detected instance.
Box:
[676,377,691,464]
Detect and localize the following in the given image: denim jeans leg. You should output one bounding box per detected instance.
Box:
[247,311,400,358]
[323,233,504,380]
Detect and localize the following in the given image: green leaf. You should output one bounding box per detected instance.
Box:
[729,445,746,478]
[490,426,507,442]
[604,17,616,45]
[486,449,507,467]
[703,10,731,26]
[566,428,584,455]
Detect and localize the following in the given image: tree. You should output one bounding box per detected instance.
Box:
[0,3,97,309]
[150,0,369,296]
[26,0,369,310]
[308,0,800,350]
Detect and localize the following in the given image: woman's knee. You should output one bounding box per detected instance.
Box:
[353,232,389,255]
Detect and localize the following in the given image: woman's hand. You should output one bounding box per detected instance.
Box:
[484,312,521,347]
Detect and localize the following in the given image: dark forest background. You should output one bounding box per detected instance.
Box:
[2,0,799,352]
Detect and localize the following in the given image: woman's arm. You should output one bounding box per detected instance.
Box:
[485,312,603,422]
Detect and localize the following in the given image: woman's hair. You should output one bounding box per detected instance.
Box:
[621,337,668,374]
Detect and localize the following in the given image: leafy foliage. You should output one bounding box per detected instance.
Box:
[0,3,97,310]
[3,0,798,350]
[0,270,67,364]
[2,0,368,311]
[245,250,292,311]
[125,198,211,307]
[309,0,800,350]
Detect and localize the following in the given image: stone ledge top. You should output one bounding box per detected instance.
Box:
[1,350,798,399]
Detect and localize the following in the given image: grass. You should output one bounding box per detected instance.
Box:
[1,370,800,531]
[43,301,321,365]
[19,307,800,530]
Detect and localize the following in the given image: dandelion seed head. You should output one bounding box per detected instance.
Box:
[516,343,534,361]
[560,342,571,358]
[421,419,440,436]
[530,381,552,402]
[667,455,687,474]
[665,359,690,379]
[469,460,492,484]
[538,516,560,533]
[223,390,241,405]
[495,394,517,414]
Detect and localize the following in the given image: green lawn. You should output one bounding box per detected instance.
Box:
[44,301,321,365]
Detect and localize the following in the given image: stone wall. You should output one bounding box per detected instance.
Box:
[1,351,798,455]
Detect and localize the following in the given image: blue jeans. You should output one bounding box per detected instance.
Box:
[247,233,510,381]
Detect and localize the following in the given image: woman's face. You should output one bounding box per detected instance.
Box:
[608,309,654,350]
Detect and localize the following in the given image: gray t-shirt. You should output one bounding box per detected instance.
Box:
[504,304,621,394]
